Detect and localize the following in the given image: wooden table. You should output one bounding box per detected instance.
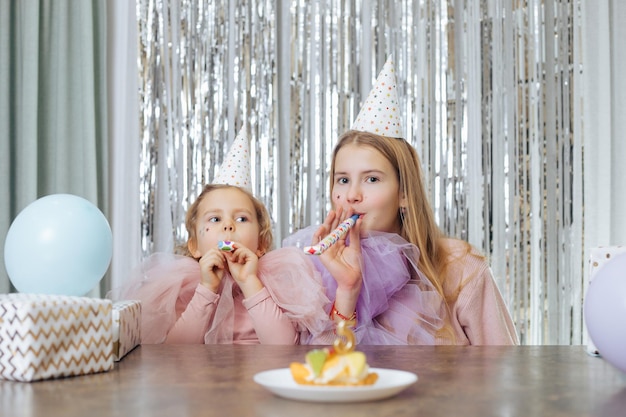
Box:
[1,344,625,417]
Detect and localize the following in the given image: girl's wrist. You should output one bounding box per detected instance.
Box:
[332,285,360,323]
[238,275,263,297]
[335,276,362,296]
[329,301,357,325]
[199,280,219,293]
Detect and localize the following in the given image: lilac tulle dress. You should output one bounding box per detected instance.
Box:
[108,247,333,344]
[283,227,448,345]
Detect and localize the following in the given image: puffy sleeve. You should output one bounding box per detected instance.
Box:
[242,288,299,344]
[443,242,519,345]
[256,247,334,342]
[454,265,519,345]
[164,284,219,344]
[107,253,207,344]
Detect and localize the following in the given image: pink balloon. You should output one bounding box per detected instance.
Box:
[584,252,626,374]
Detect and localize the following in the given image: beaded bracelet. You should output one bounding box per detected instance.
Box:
[329,301,357,323]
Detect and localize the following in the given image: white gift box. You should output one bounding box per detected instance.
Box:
[112,300,141,361]
[586,246,626,356]
[0,293,114,382]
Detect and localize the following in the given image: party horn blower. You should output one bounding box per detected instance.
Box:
[218,241,237,252]
[304,214,360,255]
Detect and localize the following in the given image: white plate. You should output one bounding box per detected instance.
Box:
[253,368,418,403]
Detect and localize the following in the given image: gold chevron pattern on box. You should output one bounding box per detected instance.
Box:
[112,300,141,361]
[0,293,114,382]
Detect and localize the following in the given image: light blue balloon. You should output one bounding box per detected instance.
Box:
[4,194,113,296]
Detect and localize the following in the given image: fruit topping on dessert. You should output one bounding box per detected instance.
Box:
[290,321,378,386]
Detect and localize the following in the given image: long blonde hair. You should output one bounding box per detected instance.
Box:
[177,184,274,258]
[330,130,456,300]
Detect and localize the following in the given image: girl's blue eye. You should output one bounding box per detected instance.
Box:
[209,217,220,223]
[337,177,348,185]
[236,216,248,223]
[366,176,379,183]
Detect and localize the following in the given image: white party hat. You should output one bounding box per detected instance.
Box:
[214,125,251,191]
[351,56,403,138]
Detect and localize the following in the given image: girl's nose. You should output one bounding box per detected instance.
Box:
[223,220,234,231]
[346,183,362,203]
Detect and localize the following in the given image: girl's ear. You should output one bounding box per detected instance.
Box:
[188,238,201,258]
[256,242,267,258]
[399,193,408,210]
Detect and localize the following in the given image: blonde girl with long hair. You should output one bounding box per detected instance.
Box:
[284,58,517,345]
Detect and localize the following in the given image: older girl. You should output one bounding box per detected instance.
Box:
[286,128,518,345]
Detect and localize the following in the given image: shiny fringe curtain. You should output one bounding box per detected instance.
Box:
[137,0,584,345]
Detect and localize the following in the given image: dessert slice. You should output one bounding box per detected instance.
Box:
[290,321,378,386]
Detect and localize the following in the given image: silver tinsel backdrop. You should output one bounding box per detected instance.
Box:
[137,0,584,345]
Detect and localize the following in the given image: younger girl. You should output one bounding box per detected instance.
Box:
[285,129,519,345]
[110,184,329,344]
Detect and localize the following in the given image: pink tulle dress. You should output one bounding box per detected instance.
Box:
[283,228,448,345]
[108,247,332,344]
